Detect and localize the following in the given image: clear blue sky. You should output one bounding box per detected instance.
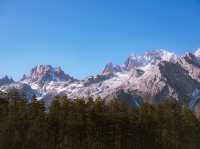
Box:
[0,0,200,80]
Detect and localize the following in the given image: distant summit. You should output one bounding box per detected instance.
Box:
[124,49,177,71]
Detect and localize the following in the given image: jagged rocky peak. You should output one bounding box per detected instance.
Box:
[102,62,122,76]
[143,49,177,62]
[176,52,200,83]
[0,75,14,86]
[185,52,198,60]
[102,49,178,75]
[124,49,177,71]
[124,55,145,70]
[102,63,114,75]
[178,52,200,66]
[21,64,75,84]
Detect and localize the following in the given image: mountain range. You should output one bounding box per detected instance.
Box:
[2,49,200,112]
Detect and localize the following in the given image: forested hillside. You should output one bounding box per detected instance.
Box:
[0,91,200,149]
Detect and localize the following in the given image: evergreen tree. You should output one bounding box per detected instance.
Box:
[0,90,200,149]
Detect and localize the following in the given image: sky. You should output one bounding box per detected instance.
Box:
[0,0,200,80]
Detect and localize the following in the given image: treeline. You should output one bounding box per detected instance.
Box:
[0,92,200,149]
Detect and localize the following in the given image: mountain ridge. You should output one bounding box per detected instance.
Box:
[1,49,200,109]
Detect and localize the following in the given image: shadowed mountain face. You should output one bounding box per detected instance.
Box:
[1,49,200,110]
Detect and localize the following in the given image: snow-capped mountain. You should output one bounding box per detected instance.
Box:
[124,49,177,71]
[21,65,75,86]
[0,65,76,101]
[2,49,200,109]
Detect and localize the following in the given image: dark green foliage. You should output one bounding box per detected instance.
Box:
[0,94,200,149]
